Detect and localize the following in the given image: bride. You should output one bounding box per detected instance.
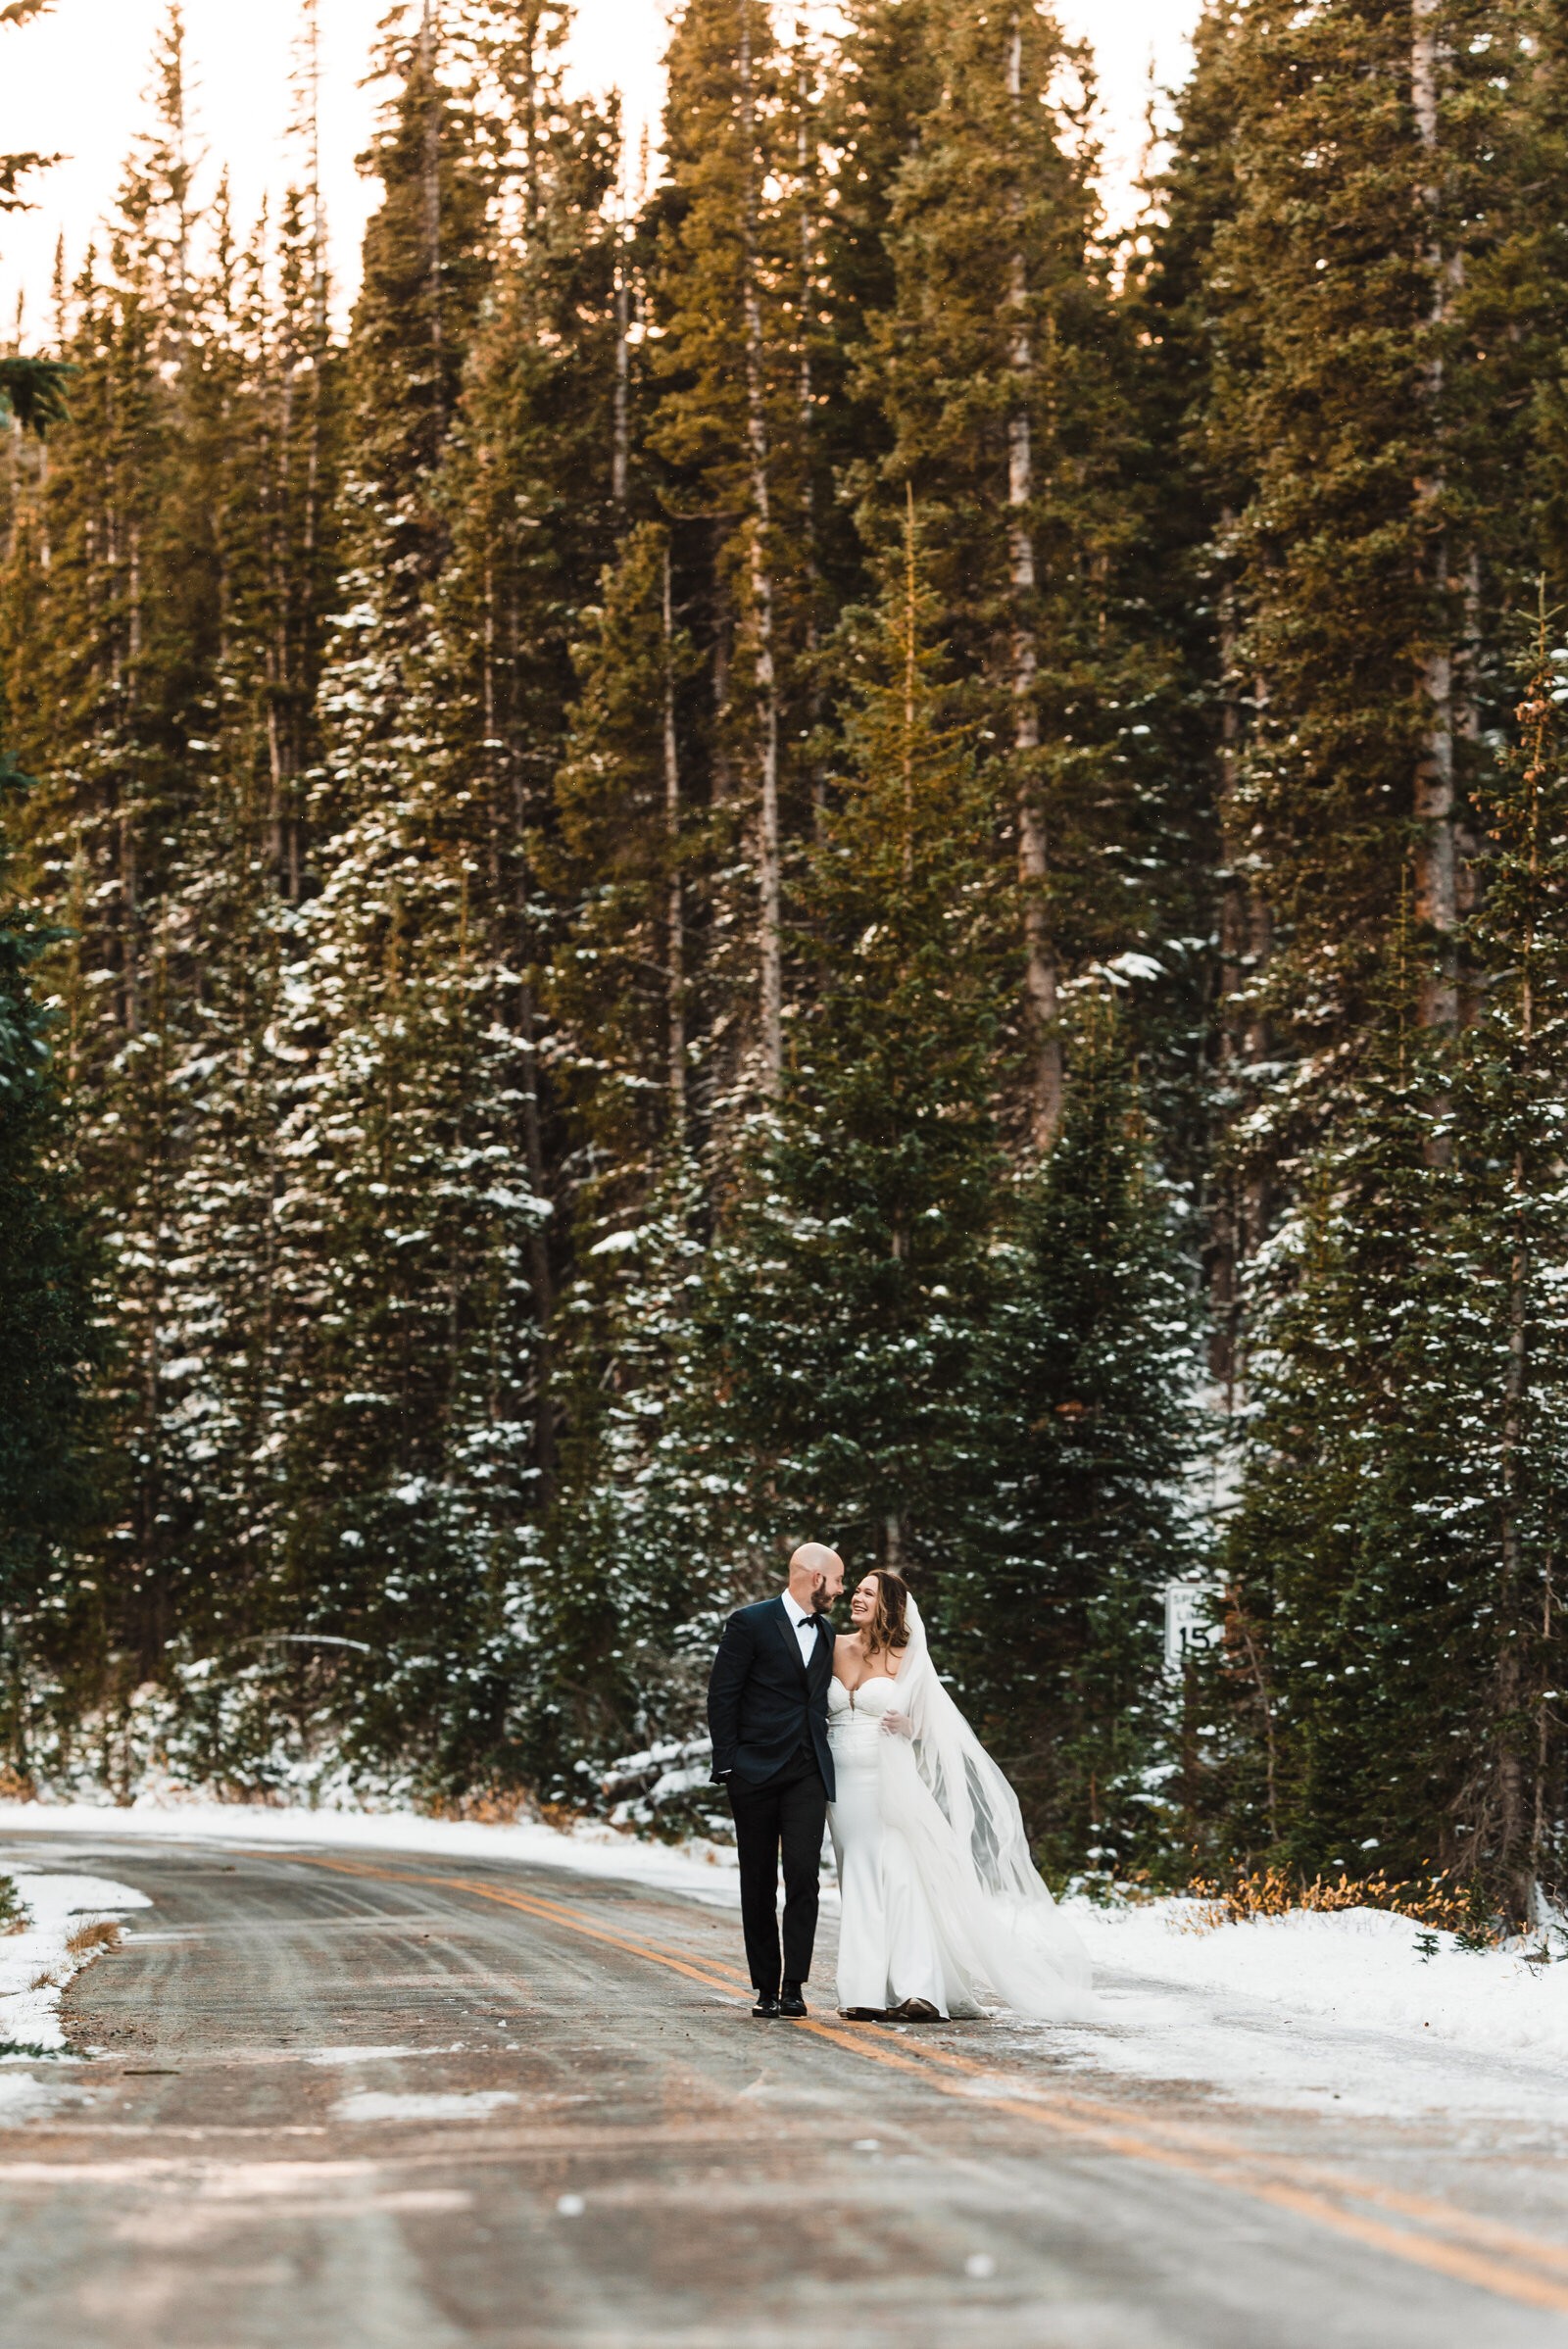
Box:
[827,1568,1097,2023]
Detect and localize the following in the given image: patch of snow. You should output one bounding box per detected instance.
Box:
[334,2088,519,2123]
[0,2073,49,2113]
[0,1870,152,2051]
[0,1796,745,1907]
[1028,1894,1568,2119]
[305,2046,415,2066]
[1061,1895,1568,2067]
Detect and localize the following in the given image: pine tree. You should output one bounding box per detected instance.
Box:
[524,1151,722,1789]
[1213,930,1467,1878]
[0,0,71,433]
[2,8,224,1710]
[946,998,1202,1873]
[858,0,1168,1147]
[649,0,818,1101]
[706,504,1001,1568]
[0,752,104,1758]
[422,0,624,1480]
[254,0,622,1788]
[1123,3,1254,1392]
[1187,0,1548,1106]
[1219,604,1568,1915]
[547,520,702,1206]
[1455,596,1568,1915]
[0,5,97,1677]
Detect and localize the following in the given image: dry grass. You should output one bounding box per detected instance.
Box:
[1181,1863,1498,1944]
[27,1969,61,1992]
[421,1786,541,1828]
[65,1918,122,1959]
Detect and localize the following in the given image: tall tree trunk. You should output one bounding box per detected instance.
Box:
[1211,510,1273,1401]
[420,0,444,423]
[796,24,825,837]
[1006,15,1060,1143]
[612,241,629,508]
[1412,0,1457,1029]
[662,543,687,1132]
[295,0,327,902]
[1494,647,1547,1916]
[738,0,782,1088]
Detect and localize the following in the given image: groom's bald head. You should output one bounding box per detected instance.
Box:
[787,1542,845,1609]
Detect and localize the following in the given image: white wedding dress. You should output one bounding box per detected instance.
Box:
[825,1599,1097,2023]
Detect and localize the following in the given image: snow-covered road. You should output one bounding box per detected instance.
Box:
[2,1795,1558,2127]
[0,1813,1561,2346]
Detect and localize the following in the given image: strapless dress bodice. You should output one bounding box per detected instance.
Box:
[827,1675,901,1733]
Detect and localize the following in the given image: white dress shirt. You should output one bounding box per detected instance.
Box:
[781,1589,822,1672]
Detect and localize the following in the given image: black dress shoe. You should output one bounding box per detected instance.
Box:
[752,1991,781,2018]
[779,1982,808,2018]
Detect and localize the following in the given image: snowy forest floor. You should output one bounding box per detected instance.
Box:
[0,1796,1561,2126]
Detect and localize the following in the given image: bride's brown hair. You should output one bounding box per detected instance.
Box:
[865,1569,912,1655]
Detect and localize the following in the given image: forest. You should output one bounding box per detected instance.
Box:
[3,0,1567,1923]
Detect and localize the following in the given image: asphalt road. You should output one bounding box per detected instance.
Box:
[0,1831,1563,2348]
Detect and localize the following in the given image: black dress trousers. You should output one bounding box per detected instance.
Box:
[726,1739,828,1997]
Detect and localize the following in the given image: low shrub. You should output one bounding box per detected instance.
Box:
[65,1918,122,1958]
[1183,1863,1499,1944]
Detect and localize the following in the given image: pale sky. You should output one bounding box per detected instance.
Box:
[1,0,1200,341]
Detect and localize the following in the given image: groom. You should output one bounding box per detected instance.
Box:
[707,1542,844,2018]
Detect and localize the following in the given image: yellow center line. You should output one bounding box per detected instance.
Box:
[283,1851,1568,2317]
[290,1854,748,1999]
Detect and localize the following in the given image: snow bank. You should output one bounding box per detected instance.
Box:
[0,1794,745,1907]
[1062,1893,1568,2068]
[0,1868,152,2052]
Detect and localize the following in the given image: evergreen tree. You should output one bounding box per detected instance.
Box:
[1220,609,1568,1916]
[2,9,223,1712]
[707,506,1001,1568]
[0,4,97,1660]
[947,998,1201,1872]
[257,0,621,1786]
[1213,941,1477,1879]
[0,756,103,1753]
[858,0,1172,1146]
[0,0,71,433]
[524,1151,722,1788]
[648,0,818,1101]
[1123,2,1252,1389]
[547,520,702,1211]
[1188,0,1551,1099]
[425,0,624,1477]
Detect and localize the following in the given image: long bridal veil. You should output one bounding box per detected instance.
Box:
[879,1596,1098,2022]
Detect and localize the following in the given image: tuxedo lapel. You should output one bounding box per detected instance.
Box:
[773,1596,808,1680]
[806,1616,833,1688]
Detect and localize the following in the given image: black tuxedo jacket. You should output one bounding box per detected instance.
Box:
[707,1595,837,1798]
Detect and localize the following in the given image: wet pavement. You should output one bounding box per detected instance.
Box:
[0,1832,1562,2347]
